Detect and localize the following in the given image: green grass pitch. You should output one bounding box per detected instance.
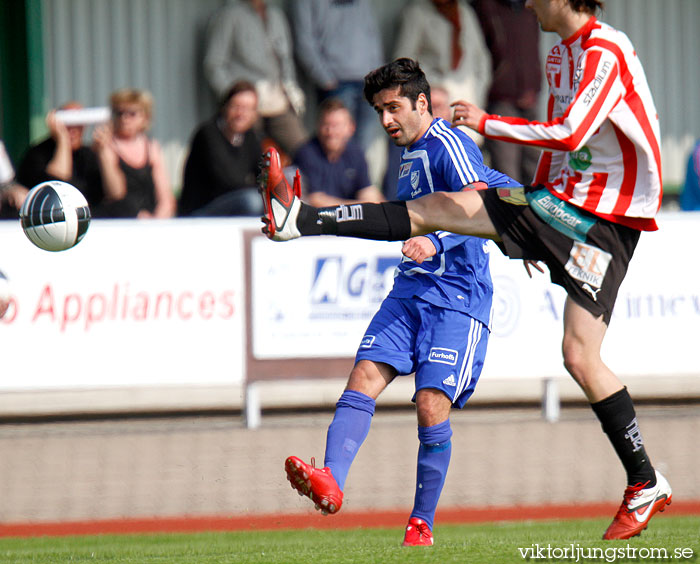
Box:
[0,516,697,563]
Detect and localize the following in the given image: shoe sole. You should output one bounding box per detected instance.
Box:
[285,457,312,497]
[258,151,278,238]
[284,457,341,515]
[402,540,434,547]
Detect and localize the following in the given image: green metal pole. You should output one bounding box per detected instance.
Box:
[0,0,30,164]
[25,0,45,143]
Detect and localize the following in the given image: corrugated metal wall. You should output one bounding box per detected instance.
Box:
[40,0,225,187]
[601,0,700,188]
[39,0,700,188]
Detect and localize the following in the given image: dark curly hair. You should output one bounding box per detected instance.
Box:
[363,58,432,114]
[568,0,604,14]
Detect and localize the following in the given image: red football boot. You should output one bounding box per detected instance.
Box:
[258,147,301,241]
[402,517,434,546]
[285,455,343,515]
[603,471,672,540]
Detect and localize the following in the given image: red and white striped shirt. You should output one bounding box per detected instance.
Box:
[478,17,661,231]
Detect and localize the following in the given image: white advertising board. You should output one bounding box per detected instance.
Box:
[251,236,403,359]
[0,219,246,389]
[251,213,700,379]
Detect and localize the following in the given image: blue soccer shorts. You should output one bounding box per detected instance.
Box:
[355,296,489,408]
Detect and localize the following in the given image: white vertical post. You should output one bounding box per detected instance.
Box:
[245,382,261,429]
[542,377,560,423]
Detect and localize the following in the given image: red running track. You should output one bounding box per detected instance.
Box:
[0,501,698,538]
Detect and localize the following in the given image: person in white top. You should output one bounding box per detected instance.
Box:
[394,0,491,146]
[0,141,24,319]
[259,0,672,542]
[0,141,28,220]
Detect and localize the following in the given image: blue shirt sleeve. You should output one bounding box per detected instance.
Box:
[433,129,489,191]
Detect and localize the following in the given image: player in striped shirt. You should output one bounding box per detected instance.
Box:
[279,58,519,547]
[261,0,671,542]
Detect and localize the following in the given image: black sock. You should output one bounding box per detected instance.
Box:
[590,387,656,487]
[296,201,411,241]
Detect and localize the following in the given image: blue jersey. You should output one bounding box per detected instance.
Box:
[388,118,520,327]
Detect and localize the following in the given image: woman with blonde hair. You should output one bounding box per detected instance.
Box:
[93,88,175,218]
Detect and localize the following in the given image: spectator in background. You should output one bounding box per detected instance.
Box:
[428,84,453,122]
[472,0,542,181]
[179,81,263,217]
[393,0,491,145]
[16,102,104,210]
[0,140,27,220]
[203,0,308,157]
[680,139,700,211]
[92,89,175,219]
[294,98,384,207]
[291,0,384,153]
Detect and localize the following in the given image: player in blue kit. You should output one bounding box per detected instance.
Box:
[267,58,520,546]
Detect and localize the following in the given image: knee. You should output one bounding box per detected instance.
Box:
[415,389,452,428]
[346,361,390,398]
[561,335,597,385]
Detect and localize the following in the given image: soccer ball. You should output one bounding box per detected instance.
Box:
[19,180,91,251]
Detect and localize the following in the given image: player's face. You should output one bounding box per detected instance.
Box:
[372,88,429,147]
[525,0,566,32]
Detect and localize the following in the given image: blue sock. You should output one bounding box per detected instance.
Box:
[323,390,375,491]
[411,419,453,530]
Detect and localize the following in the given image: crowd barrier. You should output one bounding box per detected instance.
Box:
[1,213,699,424]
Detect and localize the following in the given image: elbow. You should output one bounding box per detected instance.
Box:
[556,126,588,152]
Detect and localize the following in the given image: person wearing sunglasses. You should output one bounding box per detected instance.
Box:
[92,88,175,219]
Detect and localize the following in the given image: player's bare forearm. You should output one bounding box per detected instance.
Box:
[406,191,498,240]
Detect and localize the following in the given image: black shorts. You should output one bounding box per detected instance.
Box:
[479,187,640,325]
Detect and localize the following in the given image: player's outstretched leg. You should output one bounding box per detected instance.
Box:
[258,147,302,241]
[603,470,672,540]
[285,456,343,515]
[259,146,412,242]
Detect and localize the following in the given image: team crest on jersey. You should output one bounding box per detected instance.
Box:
[565,242,612,289]
[410,171,420,189]
[399,163,412,178]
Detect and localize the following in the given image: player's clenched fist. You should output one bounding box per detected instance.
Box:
[401,236,437,264]
[450,100,486,131]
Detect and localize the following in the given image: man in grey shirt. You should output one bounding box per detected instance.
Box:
[291,0,384,152]
[204,0,308,157]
